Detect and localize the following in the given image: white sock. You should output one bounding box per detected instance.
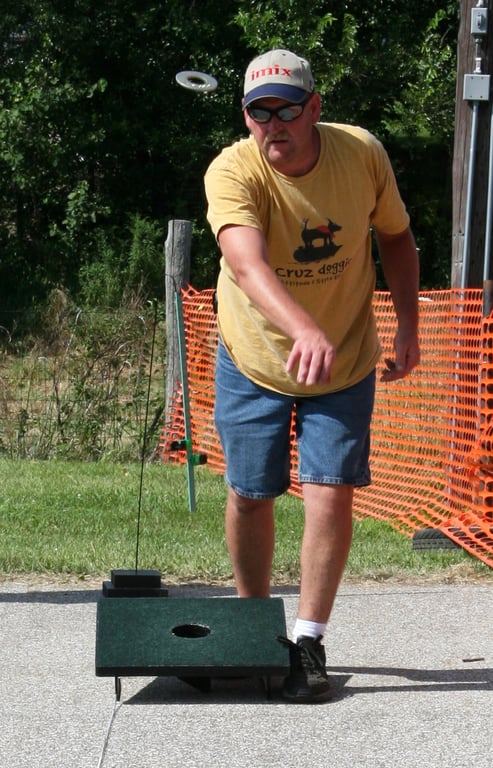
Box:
[292,618,327,643]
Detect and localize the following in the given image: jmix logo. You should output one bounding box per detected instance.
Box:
[250,64,292,80]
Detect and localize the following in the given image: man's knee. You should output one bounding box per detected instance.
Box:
[228,489,275,515]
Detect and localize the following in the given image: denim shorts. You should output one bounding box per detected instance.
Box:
[214,340,375,498]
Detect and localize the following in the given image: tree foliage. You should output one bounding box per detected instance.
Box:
[0,1,459,333]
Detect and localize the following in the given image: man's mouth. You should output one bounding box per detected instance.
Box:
[267,135,288,145]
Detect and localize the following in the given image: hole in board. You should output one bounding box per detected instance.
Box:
[172,623,211,638]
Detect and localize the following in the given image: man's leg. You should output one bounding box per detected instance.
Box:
[292,372,374,637]
[279,483,353,702]
[225,488,275,598]
[298,482,353,624]
[214,342,291,599]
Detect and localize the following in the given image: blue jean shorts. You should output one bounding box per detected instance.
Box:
[214,340,375,498]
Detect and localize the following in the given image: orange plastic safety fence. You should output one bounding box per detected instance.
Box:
[159,287,493,569]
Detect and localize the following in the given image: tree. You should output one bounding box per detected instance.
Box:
[234,0,459,288]
[0,0,245,323]
[0,1,462,334]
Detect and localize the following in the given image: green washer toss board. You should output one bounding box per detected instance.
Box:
[95,597,290,678]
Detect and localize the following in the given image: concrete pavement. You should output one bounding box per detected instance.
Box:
[0,580,492,768]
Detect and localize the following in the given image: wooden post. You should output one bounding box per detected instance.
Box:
[165,219,192,414]
[452,0,493,287]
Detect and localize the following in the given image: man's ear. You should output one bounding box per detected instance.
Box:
[309,93,322,124]
[243,107,253,132]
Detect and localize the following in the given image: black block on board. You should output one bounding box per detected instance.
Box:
[101,569,169,597]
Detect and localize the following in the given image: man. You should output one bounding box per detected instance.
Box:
[204,49,420,702]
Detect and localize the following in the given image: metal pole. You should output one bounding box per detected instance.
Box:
[175,288,197,513]
[483,102,493,282]
[462,101,480,288]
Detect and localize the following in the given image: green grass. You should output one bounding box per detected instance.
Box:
[0,459,491,584]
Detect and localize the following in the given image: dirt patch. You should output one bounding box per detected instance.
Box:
[0,560,491,591]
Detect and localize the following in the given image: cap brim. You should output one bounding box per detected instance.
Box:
[243,84,310,108]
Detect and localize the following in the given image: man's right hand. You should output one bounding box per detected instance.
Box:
[286,330,336,386]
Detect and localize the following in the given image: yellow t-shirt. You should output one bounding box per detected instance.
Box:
[205,123,410,395]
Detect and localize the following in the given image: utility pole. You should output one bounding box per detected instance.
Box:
[452,0,493,289]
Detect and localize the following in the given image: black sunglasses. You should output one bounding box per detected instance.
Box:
[246,94,313,124]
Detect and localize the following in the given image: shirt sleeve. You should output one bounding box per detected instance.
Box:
[368,136,410,236]
[204,145,263,238]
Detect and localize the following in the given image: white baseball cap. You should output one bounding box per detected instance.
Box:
[243,49,315,108]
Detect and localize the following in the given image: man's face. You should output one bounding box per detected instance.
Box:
[243,93,321,177]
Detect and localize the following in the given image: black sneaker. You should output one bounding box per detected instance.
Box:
[277,635,332,703]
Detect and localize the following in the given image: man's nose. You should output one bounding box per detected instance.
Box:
[266,114,285,129]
